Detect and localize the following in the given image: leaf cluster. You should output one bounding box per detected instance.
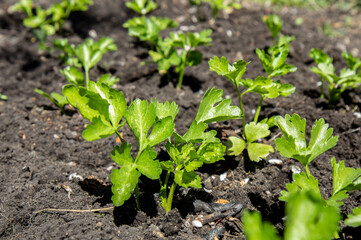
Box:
[9,0,93,49]
[150,29,212,89]
[309,48,361,103]
[274,113,361,234]
[208,40,295,161]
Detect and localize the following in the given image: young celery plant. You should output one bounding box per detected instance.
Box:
[208,45,296,161]
[262,14,295,54]
[54,37,118,88]
[9,0,93,50]
[309,48,361,104]
[169,29,212,89]
[123,0,178,48]
[275,114,361,234]
[62,80,175,209]
[160,88,240,212]
[35,37,118,111]
[123,16,178,48]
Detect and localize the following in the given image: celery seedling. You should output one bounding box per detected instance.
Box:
[274,114,338,176]
[36,37,118,110]
[54,37,118,88]
[262,14,295,54]
[123,16,178,47]
[123,0,177,48]
[209,54,295,161]
[160,88,240,212]
[309,48,361,104]
[170,29,212,89]
[9,0,93,50]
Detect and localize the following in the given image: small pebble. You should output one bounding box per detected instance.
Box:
[353,112,361,118]
[88,29,97,38]
[226,30,233,37]
[291,165,301,174]
[69,173,83,181]
[268,159,283,165]
[53,134,60,139]
[219,172,227,181]
[192,219,203,228]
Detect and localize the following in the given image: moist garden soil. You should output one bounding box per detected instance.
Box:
[1,0,361,239]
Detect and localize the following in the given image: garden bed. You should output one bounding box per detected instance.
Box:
[1,0,361,239]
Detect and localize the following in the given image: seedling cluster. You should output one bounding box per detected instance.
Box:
[10,0,361,238]
[309,48,361,104]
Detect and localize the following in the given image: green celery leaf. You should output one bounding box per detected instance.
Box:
[279,172,322,202]
[82,116,115,141]
[152,99,179,120]
[111,165,140,206]
[226,136,246,156]
[125,99,156,151]
[263,14,283,39]
[184,160,203,172]
[60,66,84,86]
[174,169,202,188]
[146,116,174,148]
[247,143,274,162]
[50,92,68,108]
[326,190,349,209]
[245,122,271,143]
[87,81,126,128]
[331,157,361,194]
[186,50,202,66]
[136,147,161,180]
[208,56,249,86]
[306,118,338,163]
[160,160,174,172]
[242,211,281,240]
[98,74,120,87]
[63,84,107,122]
[111,143,134,166]
[345,206,361,227]
[310,48,333,65]
[197,142,226,164]
[275,114,338,167]
[195,87,240,123]
[178,121,218,144]
[284,190,340,240]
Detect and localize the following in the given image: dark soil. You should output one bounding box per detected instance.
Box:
[1,0,361,239]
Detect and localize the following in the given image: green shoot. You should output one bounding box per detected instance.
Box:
[149,29,212,89]
[209,53,295,161]
[169,29,213,89]
[9,0,93,50]
[309,48,361,103]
